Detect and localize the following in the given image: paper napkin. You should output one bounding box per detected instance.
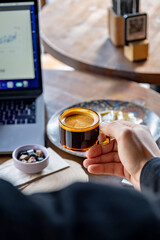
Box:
[0,148,70,187]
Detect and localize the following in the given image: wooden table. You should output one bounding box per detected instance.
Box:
[40,0,160,84]
[1,70,160,194]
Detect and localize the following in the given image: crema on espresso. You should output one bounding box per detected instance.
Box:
[62,113,95,129]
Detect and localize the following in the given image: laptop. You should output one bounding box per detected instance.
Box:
[0,0,45,153]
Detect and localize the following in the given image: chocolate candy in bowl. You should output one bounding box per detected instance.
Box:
[12,144,49,174]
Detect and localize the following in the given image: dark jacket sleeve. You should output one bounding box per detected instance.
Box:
[140,157,160,193]
[0,178,160,240]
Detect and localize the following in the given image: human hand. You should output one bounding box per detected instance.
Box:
[83,121,160,189]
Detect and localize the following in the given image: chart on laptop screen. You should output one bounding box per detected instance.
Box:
[0,9,35,80]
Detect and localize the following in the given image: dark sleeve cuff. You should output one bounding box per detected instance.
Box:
[140,157,160,193]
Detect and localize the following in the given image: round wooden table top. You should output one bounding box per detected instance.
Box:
[40,0,160,85]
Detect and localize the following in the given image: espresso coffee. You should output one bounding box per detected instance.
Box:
[62,113,95,129]
[59,108,100,152]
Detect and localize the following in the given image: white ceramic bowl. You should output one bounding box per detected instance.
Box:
[12,144,49,174]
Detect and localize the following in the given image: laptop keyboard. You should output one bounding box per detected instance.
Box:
[0,99,36,125]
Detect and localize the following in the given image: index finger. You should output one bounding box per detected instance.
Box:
[86,139,117,158]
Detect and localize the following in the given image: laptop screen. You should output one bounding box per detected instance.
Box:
[0,1,42,95]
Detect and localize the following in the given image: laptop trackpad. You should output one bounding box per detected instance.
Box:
[0,95,45,154]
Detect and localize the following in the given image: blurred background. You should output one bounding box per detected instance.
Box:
[40,0,71,71]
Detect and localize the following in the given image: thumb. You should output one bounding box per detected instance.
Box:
[100,121,130,140]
